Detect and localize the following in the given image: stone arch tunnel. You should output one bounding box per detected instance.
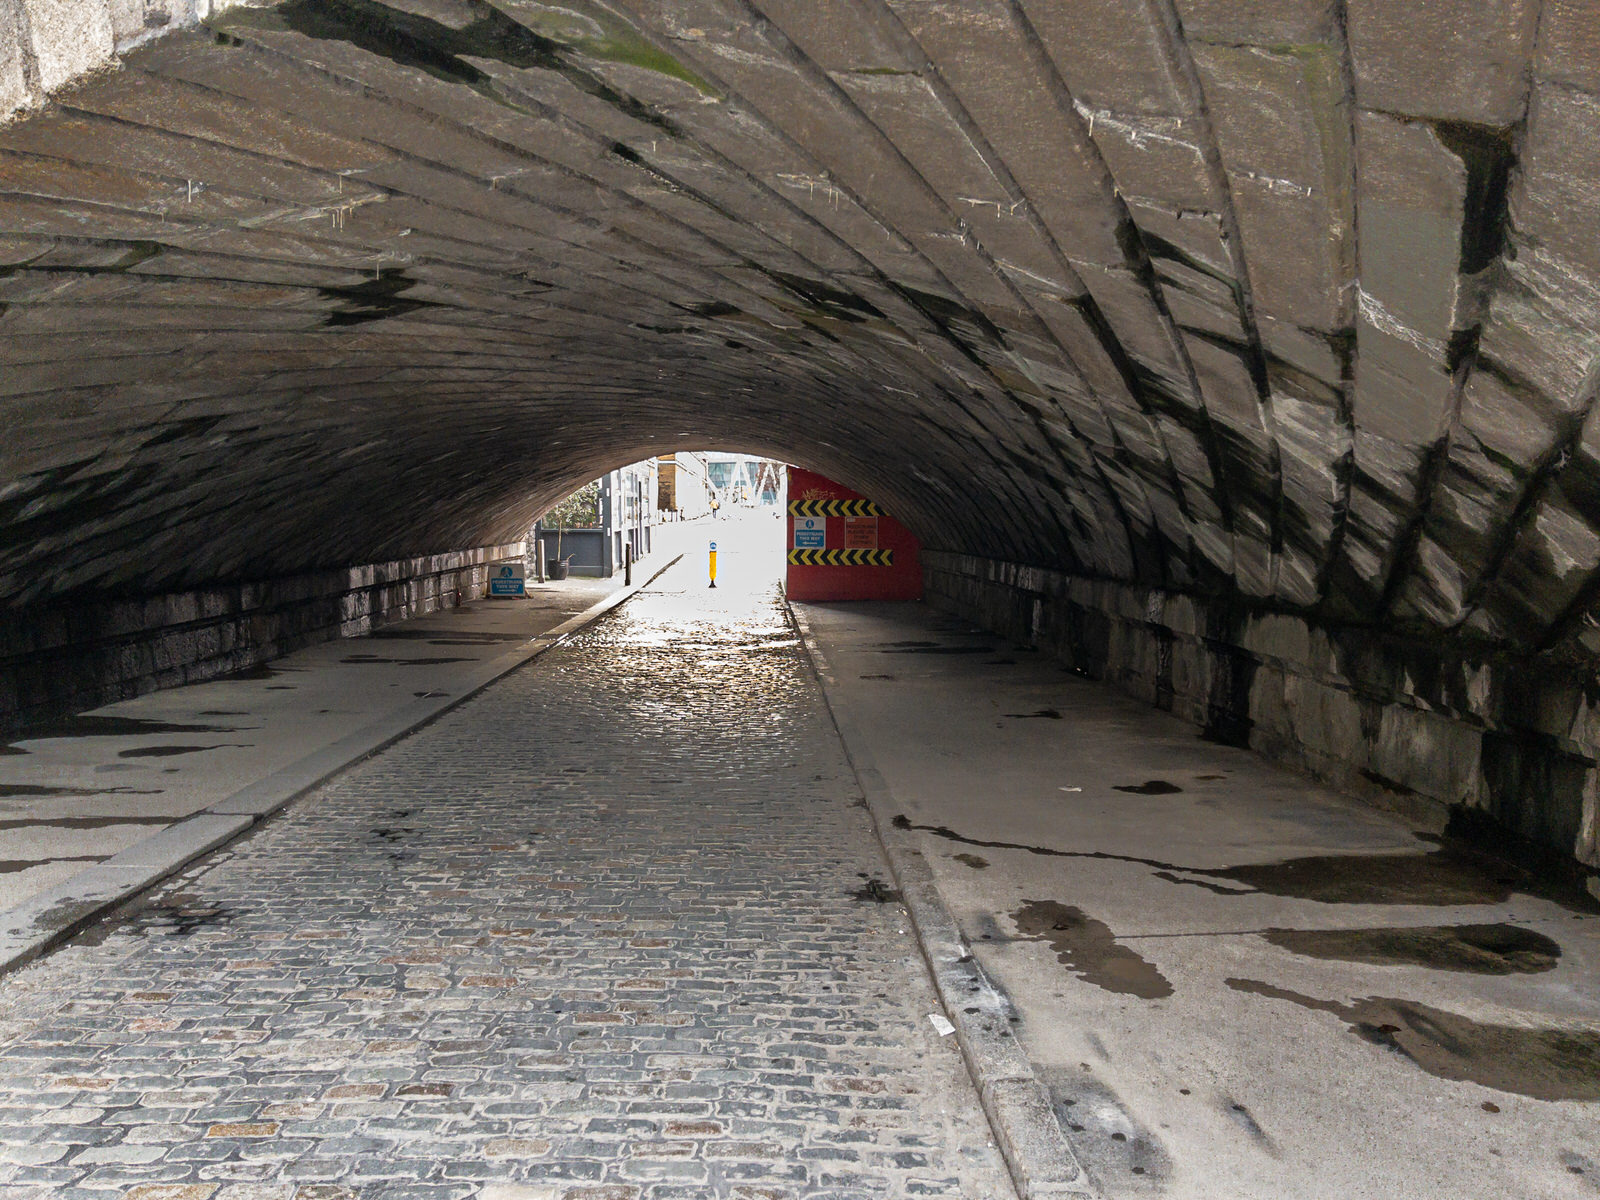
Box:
[1,0,1598,888]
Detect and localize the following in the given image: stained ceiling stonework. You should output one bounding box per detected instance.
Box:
[2,0,1599,657]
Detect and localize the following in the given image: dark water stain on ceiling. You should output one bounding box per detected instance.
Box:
[1227,977,1600,1101]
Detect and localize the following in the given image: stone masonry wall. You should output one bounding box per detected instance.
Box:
[0,543,523,734]
[924,550,1600,898]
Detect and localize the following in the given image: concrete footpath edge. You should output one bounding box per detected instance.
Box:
[0,553,685,978]
[787,599,1100,1200]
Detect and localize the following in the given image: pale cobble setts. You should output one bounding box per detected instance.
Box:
[0,574,1013,1199]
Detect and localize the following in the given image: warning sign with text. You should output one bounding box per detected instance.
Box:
[843,517,878,549]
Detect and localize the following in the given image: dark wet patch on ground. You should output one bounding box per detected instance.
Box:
[0,785,163,798]
[1040,1066,1172,1191]
[10,715,254,742]
[413,691,450,698]
[1227,978,1600,1100]
[0,816,171,830]
[368,629,522,643]
[1005,709,1062,720]
[952,853,989,869]
[0,745,25,756]
[890,815,1597,909]
[339,655,477,666]
[1012,900,1173,999]
[859,674,896,680]
[1157,851,1526,906]
[1114,779,1183,794]
[879,641,997,655]
[850,876,902,904]
[117,892,240,939]
[225,663,300,680]
[1194,773,1227,780]
[0,855,105,874]
[195,710,250,717]
[1263,923,1561,974]
[117,744,252,758]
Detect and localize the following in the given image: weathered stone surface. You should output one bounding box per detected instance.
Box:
[0,0,1597,875]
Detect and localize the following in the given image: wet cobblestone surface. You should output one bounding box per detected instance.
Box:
[0,572,1011,1199]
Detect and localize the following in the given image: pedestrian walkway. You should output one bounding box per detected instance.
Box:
[0,537,1013,1198]
[794,601,1600,1200]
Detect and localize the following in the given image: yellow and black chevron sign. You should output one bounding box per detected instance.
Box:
[788,548,894,567]
[788,498,882,518]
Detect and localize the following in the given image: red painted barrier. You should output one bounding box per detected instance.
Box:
[785,467,922,602]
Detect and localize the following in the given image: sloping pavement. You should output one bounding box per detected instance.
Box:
[794,600,1600,1200]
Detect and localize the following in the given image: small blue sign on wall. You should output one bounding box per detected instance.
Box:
[793,516,825,549]
[488,563,527,597]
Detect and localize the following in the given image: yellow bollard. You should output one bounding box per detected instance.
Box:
[709,540,718,588]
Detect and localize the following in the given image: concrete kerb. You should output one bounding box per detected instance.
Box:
[786,600,1100,1200]
[0,553,685,979]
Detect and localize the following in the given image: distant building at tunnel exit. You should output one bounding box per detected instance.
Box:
[534,460,657,578]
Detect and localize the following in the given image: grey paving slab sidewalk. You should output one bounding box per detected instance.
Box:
[0,534,698,976]
[0,534,1015,1199]
[794,600,1600,1200]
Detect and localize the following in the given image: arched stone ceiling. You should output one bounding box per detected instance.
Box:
[2,0,1599,655]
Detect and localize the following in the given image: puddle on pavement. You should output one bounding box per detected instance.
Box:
[1013,900,1173,999]
[890,816,1595,910]
[1263,923,1561,974]
[8,715,254,744]
[860,674,896,681]
[368,629,522,645]
[1227,978,1600,1100]
[0,785,163,798]
[112,892,240,939]
[226,663,300,680]
[0,815,171,830]
[339,655,477,665]
[1158,851,1528,906]
[1114,780,1183,794]
[117,744,252,758]
[952,853,989,869]
[879,640,998,655]
[1005,709,1062,720]
[851,876,902,903]
[0,855,105,873]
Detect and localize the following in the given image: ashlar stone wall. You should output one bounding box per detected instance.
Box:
[925,550,1600,898]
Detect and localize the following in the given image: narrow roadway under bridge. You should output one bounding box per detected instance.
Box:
[2,0,1600,1195]
[0,0,1599,893]
[0,523,1593,1199]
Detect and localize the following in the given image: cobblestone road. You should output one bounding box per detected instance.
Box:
[0,566,1013,1199]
